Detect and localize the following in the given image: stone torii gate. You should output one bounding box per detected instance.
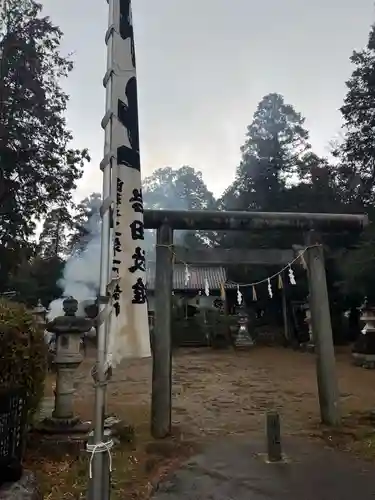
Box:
[143,209,368,438]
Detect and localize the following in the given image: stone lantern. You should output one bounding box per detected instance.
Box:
[304,305,315,351]
[32,299,47,327]
[42,297,92,430]
[353,305,375,369]
[234,307,254,348]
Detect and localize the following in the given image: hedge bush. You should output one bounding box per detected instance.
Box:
[0,300,47,421]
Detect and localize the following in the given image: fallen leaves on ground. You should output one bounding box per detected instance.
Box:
[27,347,375,497]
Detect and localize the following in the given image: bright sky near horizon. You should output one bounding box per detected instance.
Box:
[41,0,375,200]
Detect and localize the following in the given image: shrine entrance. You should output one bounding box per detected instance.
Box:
[144,208,367,438]
[172,246,298,345]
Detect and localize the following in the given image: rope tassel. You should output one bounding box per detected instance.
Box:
[278,274,283,289]
[268,278,273,298]
[237,285,243,305]
[288,265,296,285]
[184,264,190,286]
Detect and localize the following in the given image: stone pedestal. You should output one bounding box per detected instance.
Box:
[52,333,82,424]
[353,307,375,369]
[0,471,42,500]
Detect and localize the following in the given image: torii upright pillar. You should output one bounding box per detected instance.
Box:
[151,224,174,438]
[305,232,340,426]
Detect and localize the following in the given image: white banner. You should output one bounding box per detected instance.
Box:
[105,0,150,366]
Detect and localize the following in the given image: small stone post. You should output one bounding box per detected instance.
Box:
[266,411,282,462]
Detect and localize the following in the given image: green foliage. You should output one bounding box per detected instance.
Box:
[0,0,90,289]
[143,166,216,251]
[68,192,101,254]
[0,300,47,420]
[143,166,216,211]
[337,225,375,303]
[223,93,311,213]
[331,22,375,301]
[7,255,65,307]
[38,207,74,258]
[335,24,375,213]
[4,189,103,307]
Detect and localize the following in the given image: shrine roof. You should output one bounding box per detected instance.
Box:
[146,262,236,291]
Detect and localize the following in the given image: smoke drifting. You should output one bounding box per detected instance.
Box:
[47,219,101,319]
[47,169,194,318]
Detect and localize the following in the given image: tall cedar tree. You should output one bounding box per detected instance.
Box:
[219,93,311,253]
[68,192,102,254]
[0,0,89,288]
[335,23,375,303]
[224,93,311,213]
[38,207,73,258]
[337,24,375,215]
[143,166,216,252]
[143,166,216,211]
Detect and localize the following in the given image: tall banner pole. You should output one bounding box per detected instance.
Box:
[88,0,115,498]
[105,0,150,367]
[89,0,151,498]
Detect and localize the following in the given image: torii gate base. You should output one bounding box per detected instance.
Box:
[145,209,367,438]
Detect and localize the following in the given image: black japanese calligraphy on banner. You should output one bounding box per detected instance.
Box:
[117,77,140,171]
[129,220,144,240]
[129,188,143,213]
[132,277,146,304]
[117,178,124,206]
[128,246,146,273]
[116,207,121,226]
[119,0,136,68]
[113,302,121,317]
[112,259,121,277]
[112,284,122,317]
[114,232,122,254]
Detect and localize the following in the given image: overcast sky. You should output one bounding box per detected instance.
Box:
[41,0,375,200]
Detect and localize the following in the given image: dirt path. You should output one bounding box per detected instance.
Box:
[74,346,375,442]
[35,346,375,499]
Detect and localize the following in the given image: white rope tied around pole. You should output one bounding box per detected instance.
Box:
[86,439,114,479]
